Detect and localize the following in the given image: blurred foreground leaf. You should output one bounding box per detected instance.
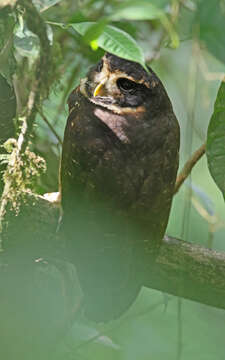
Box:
[206,80,225,198]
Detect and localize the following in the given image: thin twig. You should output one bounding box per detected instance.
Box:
[174,143,206,194]
[37,107,63,145]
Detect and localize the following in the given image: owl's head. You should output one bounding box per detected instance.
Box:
[80,53,171,115]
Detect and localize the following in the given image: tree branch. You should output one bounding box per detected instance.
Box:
[144,235,225,310]
[174,143,206,194]
[0,0,53,250]
[2,193,225,312]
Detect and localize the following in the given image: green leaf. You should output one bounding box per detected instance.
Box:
[82,19,108,45]
[206,80,225,197]
[110,0,179,49]
[70,22,148,71]
[195,0,225,64]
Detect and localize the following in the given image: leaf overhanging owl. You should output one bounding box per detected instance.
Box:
[60,53,180,322]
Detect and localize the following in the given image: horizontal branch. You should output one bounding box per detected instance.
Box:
[1,193,225,312]
[144,236,225,309]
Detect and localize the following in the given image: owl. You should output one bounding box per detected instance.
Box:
[60,53,180,322]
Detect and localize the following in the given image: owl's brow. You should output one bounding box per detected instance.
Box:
[103,54,154,89]
[110,72,151,90]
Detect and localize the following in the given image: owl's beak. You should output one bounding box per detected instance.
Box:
[93,80,107,97]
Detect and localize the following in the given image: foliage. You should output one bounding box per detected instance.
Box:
[0,6,16,83]
[71,22,149,71]
[0,0,225,360]
[206,80,225,198]
[196,0,225,65]
[2,138,46,209]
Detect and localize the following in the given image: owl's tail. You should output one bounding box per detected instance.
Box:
[61,203,144,323]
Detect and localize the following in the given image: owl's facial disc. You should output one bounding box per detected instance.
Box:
[80,54,157,115]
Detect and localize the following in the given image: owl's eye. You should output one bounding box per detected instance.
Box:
[117,78,138,93]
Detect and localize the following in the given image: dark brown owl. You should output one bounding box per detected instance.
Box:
[60,53,180,322]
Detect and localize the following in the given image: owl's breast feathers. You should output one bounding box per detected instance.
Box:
[62,88,179,222]
[60,83,179,321]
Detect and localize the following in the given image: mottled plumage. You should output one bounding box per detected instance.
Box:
[60,53,180,321]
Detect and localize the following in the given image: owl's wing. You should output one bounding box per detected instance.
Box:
[61,88,180,321]
[60,90,142,321]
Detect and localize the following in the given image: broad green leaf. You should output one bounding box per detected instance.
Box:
[195,0,225,64]
[206,80,225,197]
[82,19,108,45]
[110,0,179,49]
[70,22,148,71]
